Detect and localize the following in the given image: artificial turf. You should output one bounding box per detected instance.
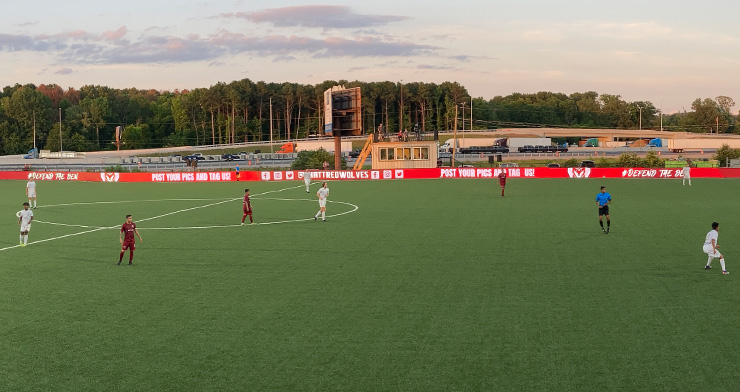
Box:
[0,177,738,391]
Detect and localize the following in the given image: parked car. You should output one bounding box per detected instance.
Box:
[518,145,535,153]
[459,145,509,154]
[547,163,560,168]
[348,149,362,158]
[499,162,519,168]
[221,153,240,161]
[556,145,569,152]
[184,154,205,161]
[580,160,595,168]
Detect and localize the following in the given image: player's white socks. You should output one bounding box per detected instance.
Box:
[315,211,320,218]
[33,200,37,208]
[23,235,28,245]
[707,256,713,267]
[20,234,23,244]
[720,258,726,271]
[321,212,325,220]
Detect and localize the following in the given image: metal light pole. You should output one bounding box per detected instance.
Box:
[461,102,466,146]
[399,80,403,134]
[452,104,458,167]
[269,98,273,153]
[59,108,63,153]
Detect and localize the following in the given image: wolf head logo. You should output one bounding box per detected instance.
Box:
[567,168,591,178]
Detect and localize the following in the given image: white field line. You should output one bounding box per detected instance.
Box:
[0,226,115,252]
[142,199,359,230]
[1,184,356,251]
[37,198,235,209]
[33,220,105,229]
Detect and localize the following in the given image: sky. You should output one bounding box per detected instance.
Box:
[1,0,739,114]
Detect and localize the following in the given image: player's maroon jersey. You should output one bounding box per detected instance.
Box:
[243,194,252,211]
[121,222,136,243]
[498,172,507,185]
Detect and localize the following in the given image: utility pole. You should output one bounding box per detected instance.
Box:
[33,111,36,151]
[269,98,273,153]
[639,106,642,130]
[717,116,720,134]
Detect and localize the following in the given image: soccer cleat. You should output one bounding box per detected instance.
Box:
[129,262,133,266]
[117,261,121,266]
[314,216,317,221]
[323,219,326,222]
[20,243,26,247]
[704,265,711,270]
[602,228,607,234]
[722,271,730,275]
[606,228,610,234]
[241,223,244,226]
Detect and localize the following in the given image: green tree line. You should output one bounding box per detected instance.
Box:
[0,79,736,154]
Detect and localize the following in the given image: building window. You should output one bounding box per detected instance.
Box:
[379,146,429,161]
[379,148,395,161]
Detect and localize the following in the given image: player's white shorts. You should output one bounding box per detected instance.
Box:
[304,179,311,185]
[319,199,326,208]
[703,245,721,258]
[27,191,36,198]
[20,223,31,232]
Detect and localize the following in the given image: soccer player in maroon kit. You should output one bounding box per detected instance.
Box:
[118,214,143,265]
[498,170,507,197]
[241,188,253,225]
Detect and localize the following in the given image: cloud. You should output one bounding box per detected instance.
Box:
[592,21,672,40]
[450,55,471,62]
[208,61,225,67]
[54,68,73,75]
[415,64,454,70]
[102,26,127,41]
[273,54,297,62]
[0,26,437,66]
[219,6,409,29]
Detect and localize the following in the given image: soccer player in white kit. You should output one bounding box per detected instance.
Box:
[682,164,691,186]
[17,202,34,247]
[303,169,311,193]
[314,181,329,222]
[26,179,37,208]
[703,221,728,274]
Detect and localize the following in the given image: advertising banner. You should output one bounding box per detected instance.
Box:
[0,168,736,183]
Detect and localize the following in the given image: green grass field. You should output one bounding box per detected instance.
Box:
[1,177,738,391]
